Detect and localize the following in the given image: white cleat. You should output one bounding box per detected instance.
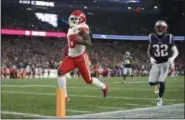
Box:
[156,98,163,106]
[122,81,127,84]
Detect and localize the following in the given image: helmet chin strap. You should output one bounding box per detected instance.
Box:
[68,19,80,28]
[157,32,163,35]
[69,22,75,27]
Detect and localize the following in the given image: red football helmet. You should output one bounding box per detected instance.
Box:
[154,20,168,35]
[68,10,86,27]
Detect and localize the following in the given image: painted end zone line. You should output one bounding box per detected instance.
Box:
[1,111,57,119]
[67,103,185,118]
[1,110,90,119]
[1,104,184,119]
[2,84,183,92]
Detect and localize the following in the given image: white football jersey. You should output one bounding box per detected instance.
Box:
[26,65,31,72]
[67,23,89,57]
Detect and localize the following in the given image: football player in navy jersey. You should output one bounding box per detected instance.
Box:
[147,20,179,106]
[122,51,133,83]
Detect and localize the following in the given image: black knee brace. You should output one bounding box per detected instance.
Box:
[149,82,158,86]
[58,71,64,76]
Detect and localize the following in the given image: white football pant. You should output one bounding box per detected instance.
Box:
[149,62,170,83]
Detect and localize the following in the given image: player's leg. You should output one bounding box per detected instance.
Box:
[33,71,35,78]
[57,56,76,102]
[157,62,170,106]
[128,68,133,80]
[47,71,50,78]
[132,70,137,81]
[123,68,128,83]
[148,64,160,94]
[76,53,108,97]
[27,72,29,79]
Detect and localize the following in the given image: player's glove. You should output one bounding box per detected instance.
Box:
[150,57,157,64]
[168,57,175,64]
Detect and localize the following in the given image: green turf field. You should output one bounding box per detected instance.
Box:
[1,76,184,119]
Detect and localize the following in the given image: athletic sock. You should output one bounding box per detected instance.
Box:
[123,75,126,80]
[57,76,67,97]
[92,77,106,89]
[159,82,165,98]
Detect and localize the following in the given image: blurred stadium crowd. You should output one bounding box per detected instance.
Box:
[1,35,184,79]
[1,1,185,79]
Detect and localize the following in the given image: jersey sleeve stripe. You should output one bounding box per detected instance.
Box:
[170,34,172,44]
[79,27,89,32]
[149,34,152,43]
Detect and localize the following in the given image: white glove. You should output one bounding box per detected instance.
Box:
[168,57,175,64]
[150,57,156,64]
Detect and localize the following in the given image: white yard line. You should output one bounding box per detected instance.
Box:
[124,103,151,107]
[67,110,90,113]
[66,103,184,118]
[96,103,152,110]
[113,81,184,86]
[113,81,147,84]
[97,106,124,110]
[2,84,183,92]
[1,111,57,119]
[1,109,90,118]
[2,85,55,87]
[2,91,183,102]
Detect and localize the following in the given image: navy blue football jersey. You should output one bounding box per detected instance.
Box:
[123,56,132,68]
[148,34,175,63]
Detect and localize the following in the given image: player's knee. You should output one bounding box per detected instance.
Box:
[149,82,158,86]
[85,78,92,84]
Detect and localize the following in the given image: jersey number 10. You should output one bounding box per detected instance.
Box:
[153,44,168,57]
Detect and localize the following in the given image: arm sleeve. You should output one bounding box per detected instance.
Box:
[169,34,175,47]
[171,45,179,60]
[147,44,152,58]
[148,34,152,58]
[148,34,152,44]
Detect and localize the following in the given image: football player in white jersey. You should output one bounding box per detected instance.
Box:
[57,10,108,102]
[26,64,31,79]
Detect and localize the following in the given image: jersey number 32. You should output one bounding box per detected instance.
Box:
[153,44,168,57]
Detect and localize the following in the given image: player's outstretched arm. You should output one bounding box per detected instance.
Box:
[147,44,152,58]
[75,29,92,47]
[168,35,179,63]
[168,45,179,63]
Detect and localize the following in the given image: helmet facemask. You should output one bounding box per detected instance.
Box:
[125,52,130,57]
[68,10,86,28]
[68,15,80,27]
[155,21,168,35]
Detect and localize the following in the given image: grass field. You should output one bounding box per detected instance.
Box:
[1,76,184,119]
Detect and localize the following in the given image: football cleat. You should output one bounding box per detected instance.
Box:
[123,81,127,84]
[102,84,108,98]
[65,97,70,102]
[156,97,162,106]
